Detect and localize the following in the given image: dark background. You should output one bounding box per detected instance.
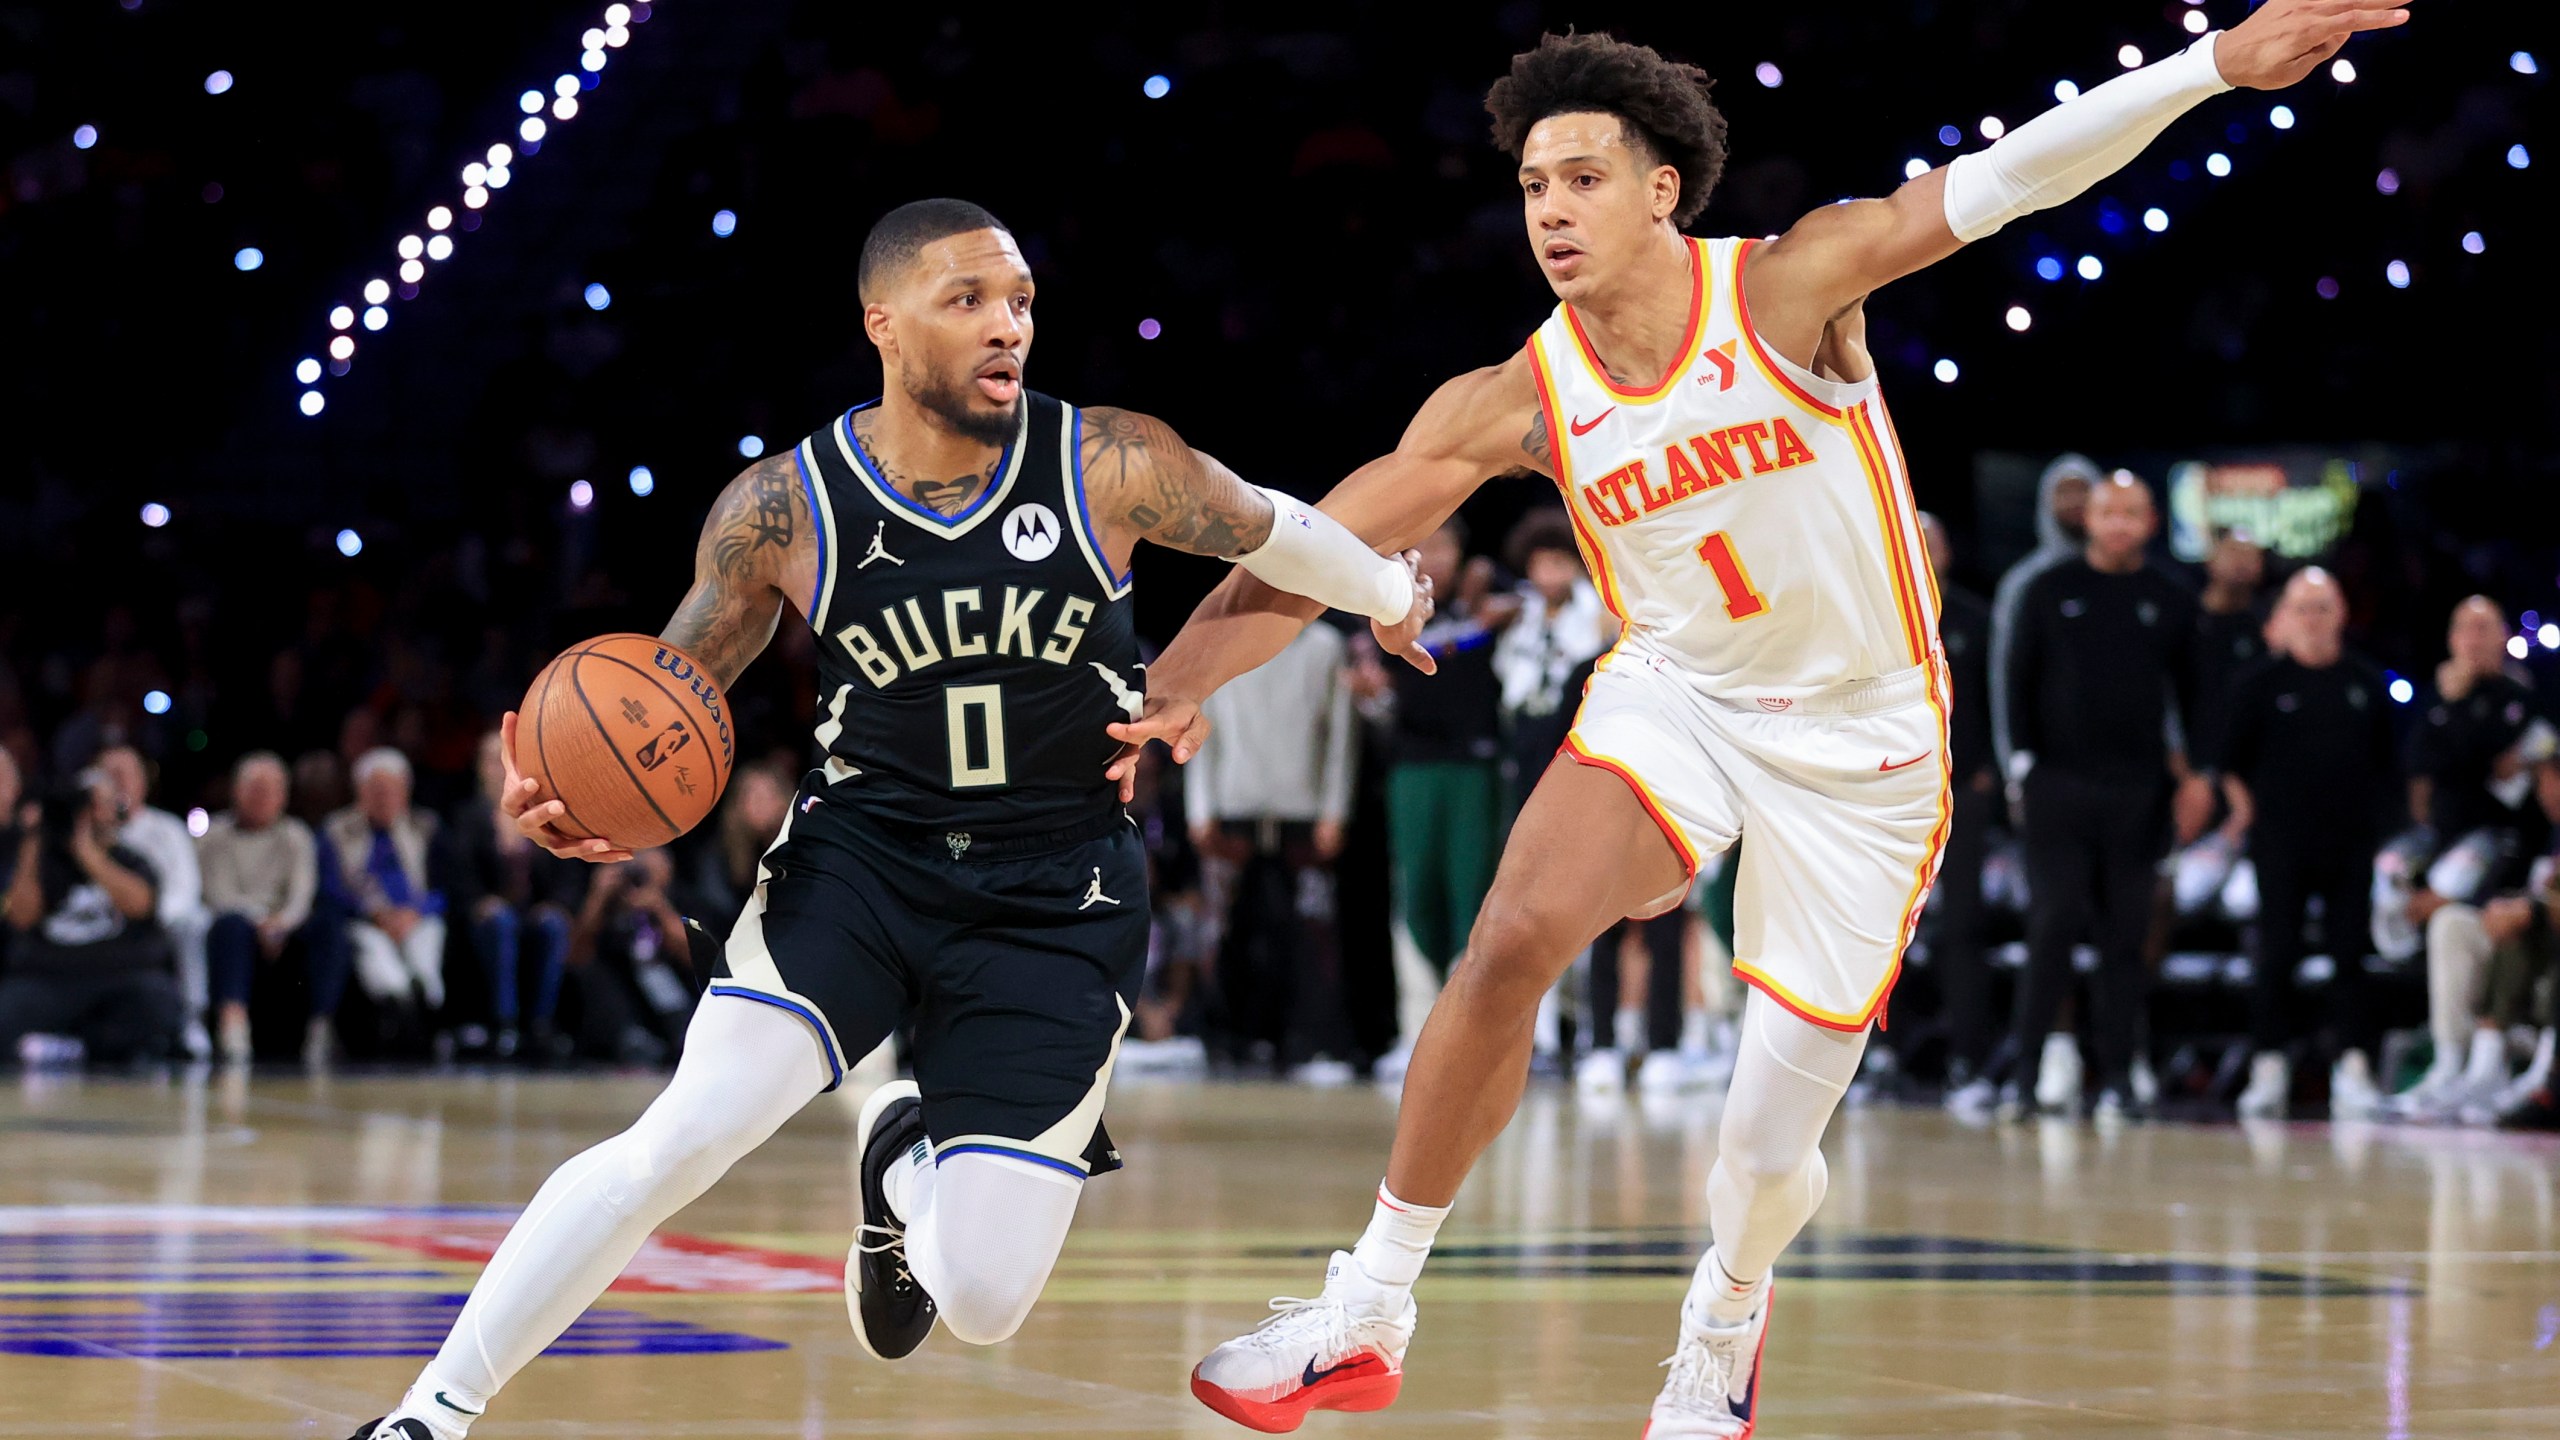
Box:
[1,0,2551,808]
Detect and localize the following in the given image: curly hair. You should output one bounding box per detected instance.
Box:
[1485,32,1729,228]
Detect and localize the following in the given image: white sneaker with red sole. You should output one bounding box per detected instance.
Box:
[1643,1279,1773,1438]
[1191,1250,1414,1432]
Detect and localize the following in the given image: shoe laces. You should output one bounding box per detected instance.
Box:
[1656,1322,1746,1419]
[1245,1293,1356,1361]
[855,1222,915,1291]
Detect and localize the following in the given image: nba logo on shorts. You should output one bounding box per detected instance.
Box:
[1003,504,1062,562]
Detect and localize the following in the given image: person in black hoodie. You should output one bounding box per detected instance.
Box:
[2004,474,2210,1118]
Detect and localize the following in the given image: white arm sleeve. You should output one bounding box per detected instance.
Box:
[1229,486,1416,624]
[1942,34,2232,244]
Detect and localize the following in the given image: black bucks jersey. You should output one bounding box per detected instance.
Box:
[792,390,1143,838]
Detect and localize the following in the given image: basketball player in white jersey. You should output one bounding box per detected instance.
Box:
[1115,6,2414,1433]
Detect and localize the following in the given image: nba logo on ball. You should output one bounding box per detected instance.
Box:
[1003,504,1061,562]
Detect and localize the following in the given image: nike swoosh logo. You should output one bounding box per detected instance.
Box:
[1302,1358,1356,1387]
[435,1393,483,1416]
[1569,408,1615,436]
[1879,754,1929,772]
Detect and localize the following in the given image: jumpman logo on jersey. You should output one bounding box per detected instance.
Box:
[858,521,905,569]
[1078,867,1119,910]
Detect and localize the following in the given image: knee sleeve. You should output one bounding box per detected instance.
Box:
[1706,990,1864,1283]
[906,1152,1083,1346]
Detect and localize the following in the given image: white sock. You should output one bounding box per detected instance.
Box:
[882,1134,930,1223]
[1687,1247,1765,1330]
[1613,1007,1643,1053]
[2466,1027,2507,1081]
[392,1369,485,1440]
[1681,1007,1709,1054]
[1349,1183,1448,1290]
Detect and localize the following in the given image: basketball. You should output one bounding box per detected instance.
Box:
[513,633,735,850]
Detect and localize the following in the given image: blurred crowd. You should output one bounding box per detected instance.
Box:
[6,466,2560,1139]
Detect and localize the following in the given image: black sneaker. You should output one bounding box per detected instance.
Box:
[344,1420,434,1439]
[848,1079,936,1360]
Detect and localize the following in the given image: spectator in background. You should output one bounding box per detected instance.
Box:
[1990,453,2101,781]
[1186,620,1357,1077]
[1,769,181,1064]
[200,752,332,1064]
[1921,514,2004,1113]
[451,730,579,1059]
[96,745,210,1059]
[2408,596,2538,843]
[1380,520,1516,1078]
[568,847,696,1064]
[2004,474,2209,1120]
[682,764,796,939]
[2192,530,2273,760]
[1492,509,1613,812]
[326,748,447,1018]
[1491,509,1614,1072]
[2401,762,2560,1124]
[2219,570,2397,1119]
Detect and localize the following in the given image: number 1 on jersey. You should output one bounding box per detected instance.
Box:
[1696,531,1768,621]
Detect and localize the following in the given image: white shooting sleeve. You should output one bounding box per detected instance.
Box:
[1942,33,2233,244]
[1229,485,1416,624]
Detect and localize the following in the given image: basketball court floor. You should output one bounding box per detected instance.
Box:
[4,1066,2557,1437]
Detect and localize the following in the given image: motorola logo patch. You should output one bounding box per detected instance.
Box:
[1004,503,1062,561]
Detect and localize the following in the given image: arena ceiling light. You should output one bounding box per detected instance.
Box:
[291,2,655,416]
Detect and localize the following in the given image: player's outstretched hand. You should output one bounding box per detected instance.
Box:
[1373,550,1438,675]
[1104,696,1212,804]
[2214,0,2410,91]
[498,710,634,864]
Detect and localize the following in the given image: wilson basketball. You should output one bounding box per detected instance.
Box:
[513,633,735,850]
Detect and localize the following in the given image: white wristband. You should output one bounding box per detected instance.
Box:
[1942,33,2232,244]
[1230,487,1416,625]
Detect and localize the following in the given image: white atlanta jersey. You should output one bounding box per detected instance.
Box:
[1526,235,1941,697]
[1531,236,1950,1033]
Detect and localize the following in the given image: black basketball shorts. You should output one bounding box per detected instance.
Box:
[707,778,1149,1178]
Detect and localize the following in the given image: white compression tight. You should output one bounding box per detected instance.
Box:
[1696,988,1867,1303]
[417,997,830,1406]
[404,996,1087,1427]
[904,1149,1085,1346]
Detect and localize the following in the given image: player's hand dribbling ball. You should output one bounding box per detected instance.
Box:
[508,634,735,858]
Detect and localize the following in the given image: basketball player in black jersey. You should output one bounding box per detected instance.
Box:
[345,198,1432,1440]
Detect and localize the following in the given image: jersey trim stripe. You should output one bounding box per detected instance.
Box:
[1732,960,1897,1035]
[1560,236,1710,404]
[1060,405,1133,599]
[1892,662,1956,1004]
[796,439,840,631]
[1868,393,1942,625]
[1845,403,1928,666]
[1729,238,1846,424]
[834,400,1027,540]
[1560,734,1700,880]
[1525,335,1627,619]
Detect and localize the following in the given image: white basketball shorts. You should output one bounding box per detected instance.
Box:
[1563,641,1951,1032]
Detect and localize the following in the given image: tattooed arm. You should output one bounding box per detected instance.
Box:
[1104,351,1546,783]
[660,453,816,689]
[504,455,814,864]
[1080,406,1279,562]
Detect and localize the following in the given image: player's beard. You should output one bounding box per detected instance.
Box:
[905,362,1021,447]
